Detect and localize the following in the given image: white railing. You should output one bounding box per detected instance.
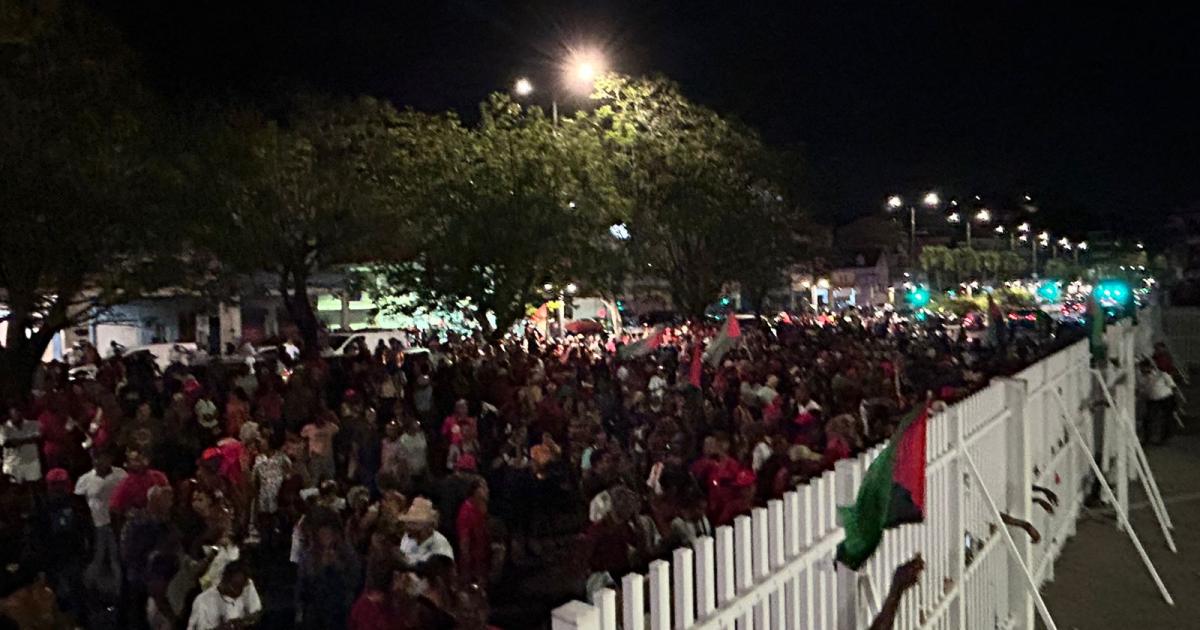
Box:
[553,324,1138,630]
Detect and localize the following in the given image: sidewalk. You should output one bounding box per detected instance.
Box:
[1038,389,1200,628]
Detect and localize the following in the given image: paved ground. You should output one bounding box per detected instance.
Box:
[1039,382,1200,629]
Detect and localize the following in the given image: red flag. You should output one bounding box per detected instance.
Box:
[689,345,704,388]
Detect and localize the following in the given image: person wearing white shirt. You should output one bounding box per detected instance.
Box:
[75,451,127,586]
[187,560,262,630]
[397,498,455,564]
[0,407,42,483]
[1138,360,1178,445]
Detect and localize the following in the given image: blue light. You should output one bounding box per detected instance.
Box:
[906,285,931,308]
[1037,281,1061,302]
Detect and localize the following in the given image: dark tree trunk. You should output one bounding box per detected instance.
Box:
[280,267,321,359]
[0,302,55,404]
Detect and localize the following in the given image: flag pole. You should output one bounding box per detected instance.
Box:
[960,450,1061,630]
[1049,388,1175,605]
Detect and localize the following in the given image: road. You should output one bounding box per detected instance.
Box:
[1038,380,1200,629]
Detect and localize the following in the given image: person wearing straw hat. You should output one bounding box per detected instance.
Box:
[398,497,454,565]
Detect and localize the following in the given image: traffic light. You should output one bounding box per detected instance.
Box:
[615,299,626,312]
[1095,279,1130,303]
[1036,281,1061,302]
[719,296,732,306]
[906,285,931,308]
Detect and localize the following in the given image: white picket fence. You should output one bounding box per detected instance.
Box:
[552,322,1140,630]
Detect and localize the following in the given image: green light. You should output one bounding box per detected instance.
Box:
[906,285,931,308]
[1037,281,1061,302]
[1095,279,1130,303]
[719,296,731,306]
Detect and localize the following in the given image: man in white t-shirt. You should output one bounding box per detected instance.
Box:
[1,407,42,483]
[187,560,262,630]
[75,450,127,588]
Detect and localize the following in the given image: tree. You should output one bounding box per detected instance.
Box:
[370,95,623,338]
[587,74,802,317]
[0,4,193,399]
[201,95,409,356]
[919,246,952,290]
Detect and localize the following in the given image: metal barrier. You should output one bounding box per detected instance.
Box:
[552,325,1138,630]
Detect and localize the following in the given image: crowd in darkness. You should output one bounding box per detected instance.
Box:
[0,312,1082,629]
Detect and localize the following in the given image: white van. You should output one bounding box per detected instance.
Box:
[322,330,411,357]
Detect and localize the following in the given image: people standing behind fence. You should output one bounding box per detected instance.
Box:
[0,306,1086,628]
[1137,358,1179,445]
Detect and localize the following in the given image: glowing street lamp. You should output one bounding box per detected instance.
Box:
[1017,222,1031,233]
[563,46,606,94]
[946,212,961,224]
[923,192,940,207]
[994,225,1005,234]
[886,195,903,209]
[974,209,992,223]
[1077,241,1088,251]
[513,77,534,96]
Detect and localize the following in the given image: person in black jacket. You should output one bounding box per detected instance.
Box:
[35,467,94,626]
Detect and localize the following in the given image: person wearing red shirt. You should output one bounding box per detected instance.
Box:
[456,477,491,586]
[711,468,757,527]
[108,446,168,533]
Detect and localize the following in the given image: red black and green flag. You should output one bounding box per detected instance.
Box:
[836,403,929,570]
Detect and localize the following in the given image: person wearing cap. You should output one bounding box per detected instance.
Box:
[398,498,454,565]
[34,468,93,624]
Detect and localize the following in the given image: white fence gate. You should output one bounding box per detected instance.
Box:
[553,322,1141,630]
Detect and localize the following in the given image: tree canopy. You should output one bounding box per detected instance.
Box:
[369,94,624,337]
[0,3,193,396]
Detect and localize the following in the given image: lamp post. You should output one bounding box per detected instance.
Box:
[1017,222,1034,274]
[887,194,937,266]
[513,50,605,127]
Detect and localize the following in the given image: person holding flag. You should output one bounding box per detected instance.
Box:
[703,313,742,367]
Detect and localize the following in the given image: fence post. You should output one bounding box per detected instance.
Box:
[649,560,671,630]
[950,403,967,629]
[999,377,1034,630]
[552,601,601,630]
[623,573,645,630]
[695,536,716,620]
[597,589,617,630]
[673,548,695,629]
[835,459,860,630]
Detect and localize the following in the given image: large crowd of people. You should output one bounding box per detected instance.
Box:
[0,309,1085,629]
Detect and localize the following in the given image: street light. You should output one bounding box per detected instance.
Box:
[887,195,917,266]
[513,77,533,96]
[975,209,991,223]
[1017,222,1031,233]
[563,46,606,94]
[565,282,579,295]
[923,192,940,207]
[947,212,961,224]
[1077,241,1088,251]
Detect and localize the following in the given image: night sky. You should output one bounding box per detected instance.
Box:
[96,1,1200,233]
